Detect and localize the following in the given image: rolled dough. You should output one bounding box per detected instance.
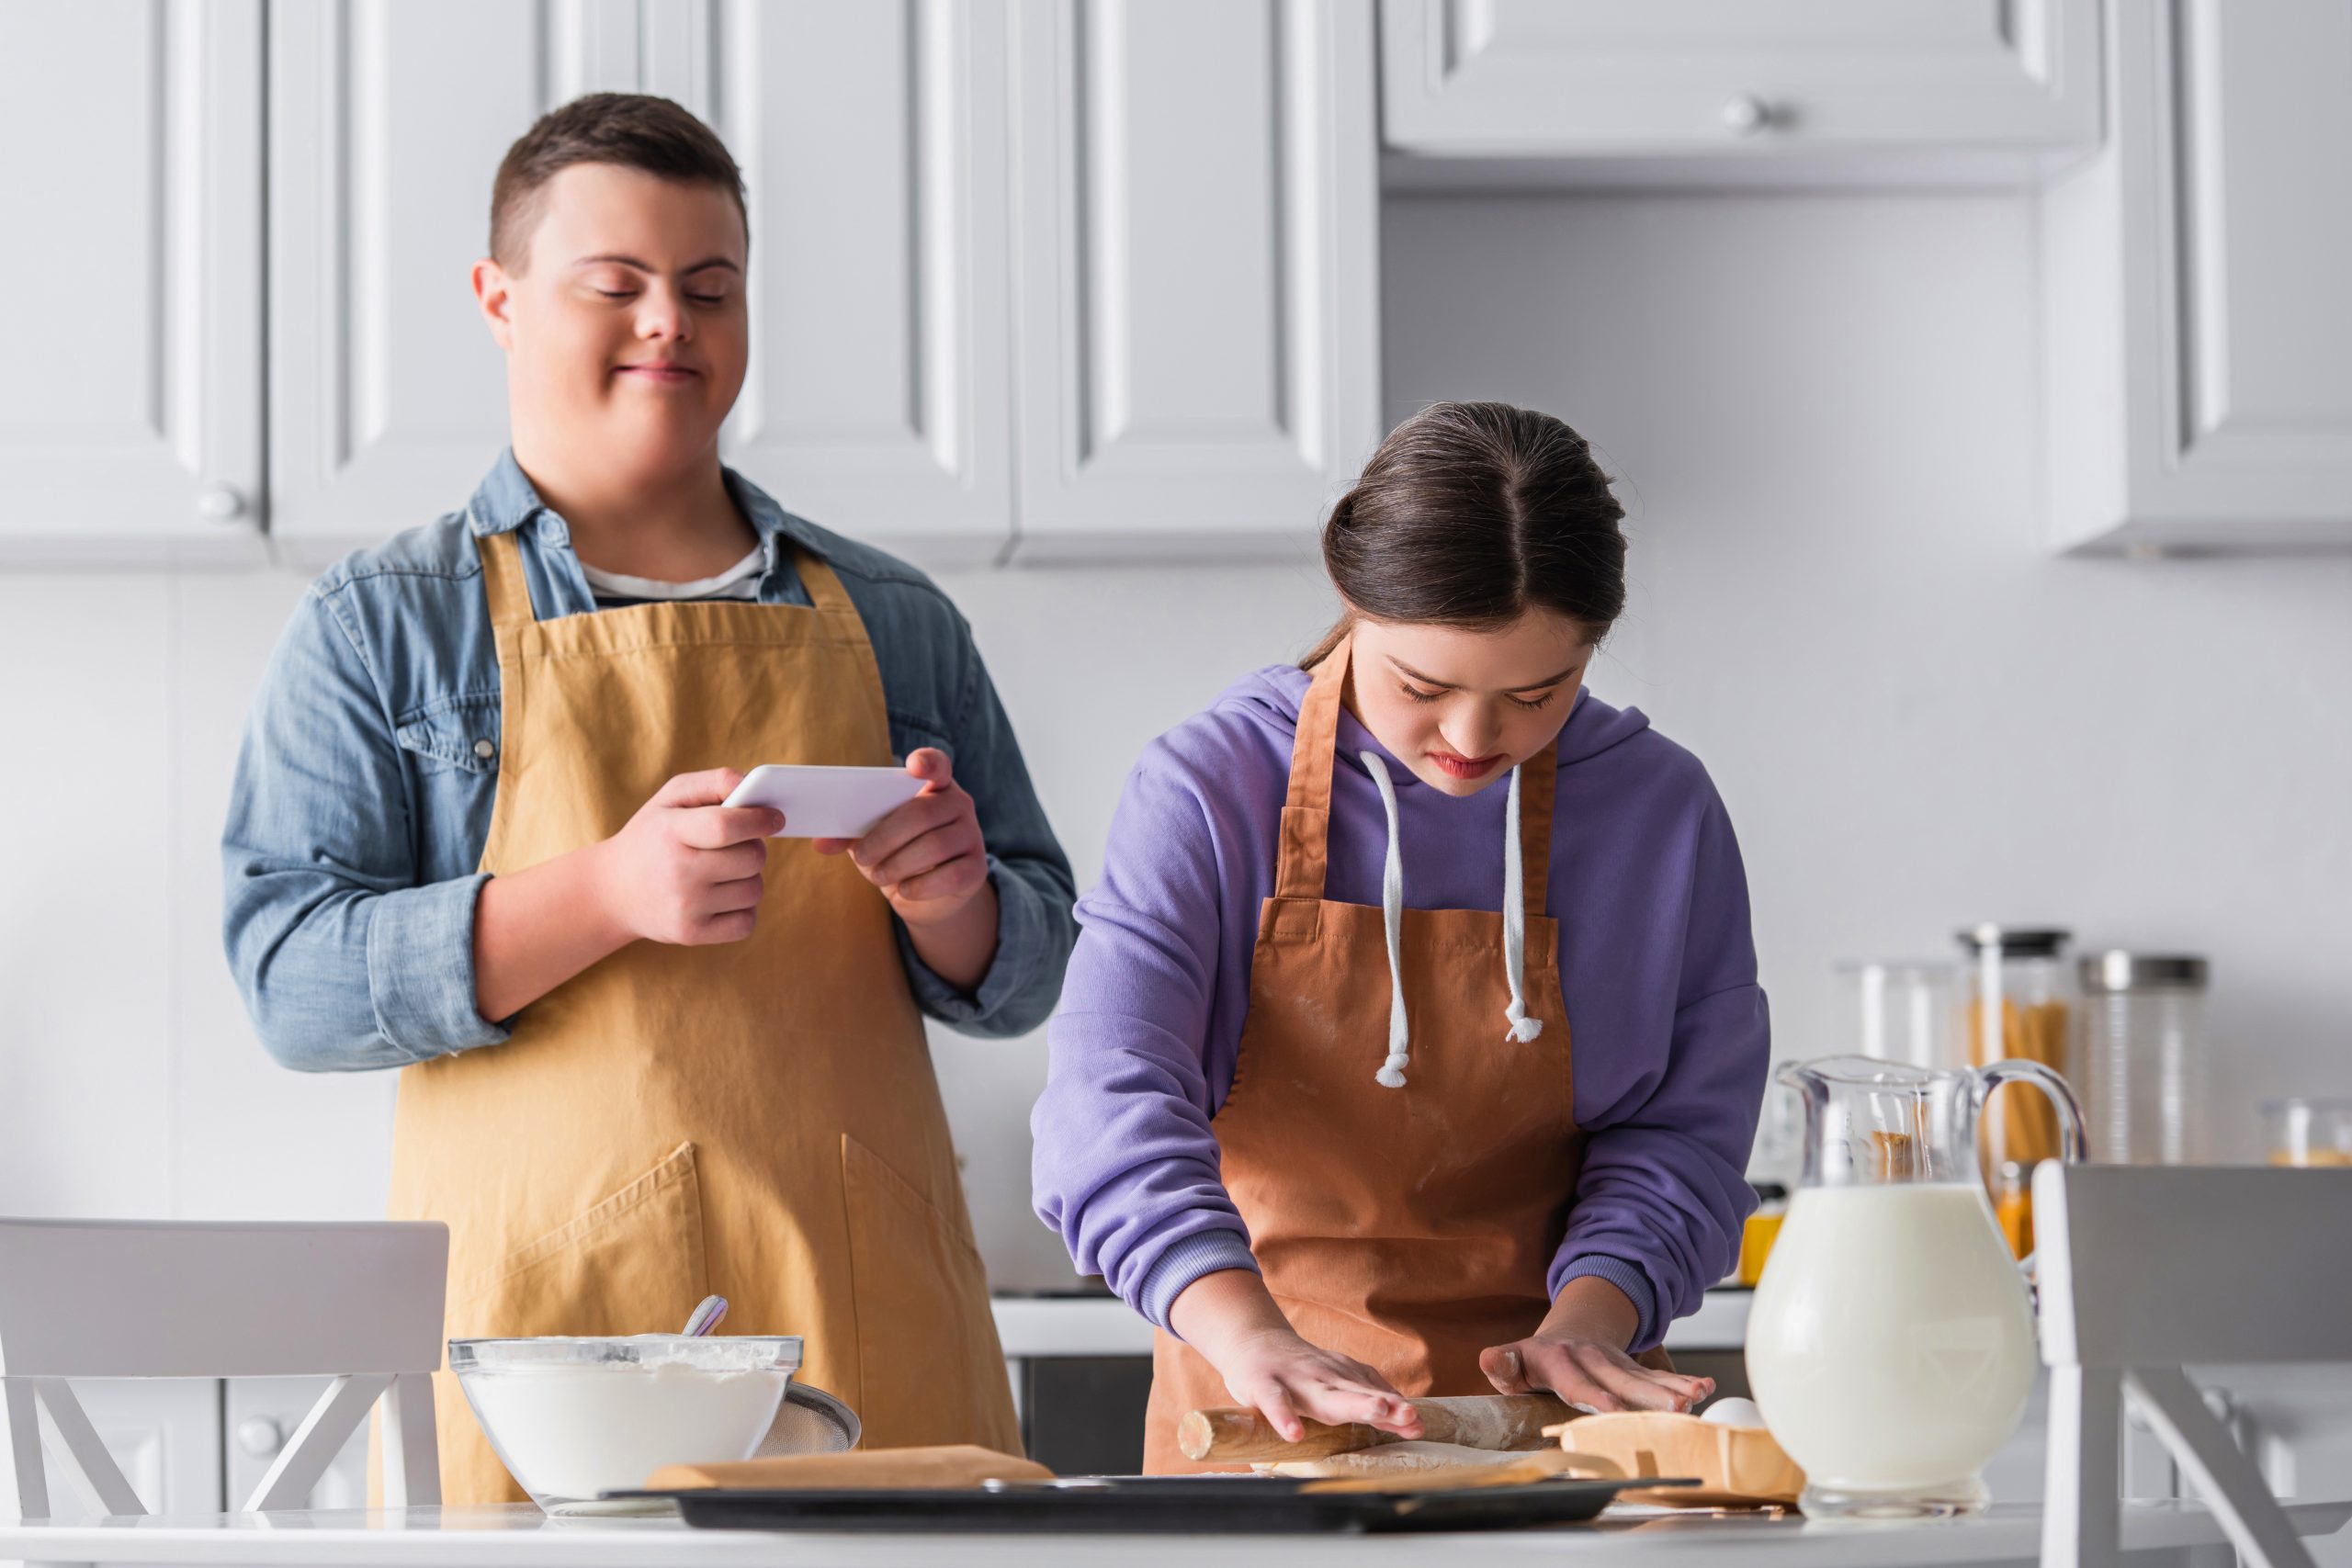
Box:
[1258,1441,1528,1479]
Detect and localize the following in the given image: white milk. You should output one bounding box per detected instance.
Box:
[1744,1182,2036,1496]
[461,1361,790,1507]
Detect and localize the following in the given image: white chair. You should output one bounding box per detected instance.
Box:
[2037,1162,2352,1568]
[0,1218,447,1518]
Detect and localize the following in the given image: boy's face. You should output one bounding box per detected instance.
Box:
[473,163,749,480]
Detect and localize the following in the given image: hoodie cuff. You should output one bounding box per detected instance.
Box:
[1554,1255,1660,1353]
[1137,1230,1260,1334]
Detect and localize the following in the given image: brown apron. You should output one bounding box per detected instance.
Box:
[385,528,1019,1504]
[1142,635,1586,1472]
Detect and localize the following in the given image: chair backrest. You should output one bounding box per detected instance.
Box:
[0,1219,447,1379]
[2035,1164,2352,1568]
[0,1219,447,1520]
[2037,1164,2352,1371]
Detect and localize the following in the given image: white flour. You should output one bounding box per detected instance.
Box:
[463,1361,790,1506]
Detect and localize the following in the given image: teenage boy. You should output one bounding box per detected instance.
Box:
[224,95,1074,1500]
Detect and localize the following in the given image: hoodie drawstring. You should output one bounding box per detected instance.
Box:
[1501,762,1545,1044]
[1363,752,1412,1089]
[1361,752,1543,1090]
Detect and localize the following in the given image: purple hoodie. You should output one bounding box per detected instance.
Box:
[1031,666,1769,1352]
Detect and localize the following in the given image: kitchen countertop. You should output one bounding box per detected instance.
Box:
[990,1288,1754,1359]
[3,1500,2342,1568]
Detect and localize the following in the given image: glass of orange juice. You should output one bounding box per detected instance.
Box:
[2263,1097,2352,1168]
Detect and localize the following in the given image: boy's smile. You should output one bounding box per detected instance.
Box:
[615,359,702,387]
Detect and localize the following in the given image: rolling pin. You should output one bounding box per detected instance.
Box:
[1178,1393,1574,1463]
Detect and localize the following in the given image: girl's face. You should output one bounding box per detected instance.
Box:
[1343,609,1592,797]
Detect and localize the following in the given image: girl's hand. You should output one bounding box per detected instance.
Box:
[1168,1269,1423,1443]
[1479,1276,1713,1414]
[1213,1328,1424,1442]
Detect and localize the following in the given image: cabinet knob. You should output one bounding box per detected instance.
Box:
[1720,95,1776,137]
[198,483,248,522]
[235,1416,285,1458]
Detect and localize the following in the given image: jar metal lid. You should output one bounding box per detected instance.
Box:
[2079,952,2209,991]
[1956,924,2072,958]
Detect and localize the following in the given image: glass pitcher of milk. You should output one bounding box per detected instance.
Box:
[1744,1055,2085,1519]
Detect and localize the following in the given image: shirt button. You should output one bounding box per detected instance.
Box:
[473,739,496,760]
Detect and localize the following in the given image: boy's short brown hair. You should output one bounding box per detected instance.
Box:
[490,93,747,272]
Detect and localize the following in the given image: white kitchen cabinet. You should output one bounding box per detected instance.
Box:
[0,0,265,567]
[17,0,1382,571]
[702,0,1015,567]
[20,1379,373,1523]
[267,1,648,569]
[1008,0,1383,558]
[36,1380,221,1518]
[271,0,1022,570]
[2042,0,2352,553]
[1381,0,2100,187]
[2177,1366,2352,1568]
[223,1379,372,1511]
[1982,1365,2352,1565]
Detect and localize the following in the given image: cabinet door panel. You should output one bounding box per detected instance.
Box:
[44,1380,222,1517]
[0,0,262,565]
[1012,0,1381,553]
[2133,2,2352,517]
[2188,1367,2352,1568]
[708,0,1013,561]
[223,1377,373,1511]
[1383,0,2097,158]
[2043,0,2352,549]
[268,0,645,563]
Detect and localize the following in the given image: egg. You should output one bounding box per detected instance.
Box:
[1700,1395,1767,1429]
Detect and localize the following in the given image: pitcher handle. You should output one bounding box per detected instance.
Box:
[1971,1056,2087,1165]
[1971,1057,2087,1300]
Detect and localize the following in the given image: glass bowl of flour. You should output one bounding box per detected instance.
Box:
[452,1335,801,1513]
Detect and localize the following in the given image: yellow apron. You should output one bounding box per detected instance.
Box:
[385,527,1019,1504]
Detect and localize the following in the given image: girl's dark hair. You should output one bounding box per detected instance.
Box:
[1304,401,1626,669]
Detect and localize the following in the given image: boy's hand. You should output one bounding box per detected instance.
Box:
[590,768,782,946]
[813,749,989,925]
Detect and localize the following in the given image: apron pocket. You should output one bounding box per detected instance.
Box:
[449,1142,710,1340]
[840,1134,1011,1451]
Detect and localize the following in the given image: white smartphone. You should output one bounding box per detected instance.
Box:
[722,764,927,840]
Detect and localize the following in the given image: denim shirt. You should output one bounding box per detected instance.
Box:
[223,451,1078,1072]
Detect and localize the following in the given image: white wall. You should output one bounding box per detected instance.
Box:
[1379,190,2352,1156]
[3,188,2346,1290]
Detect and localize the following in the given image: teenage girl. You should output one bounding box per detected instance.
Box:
[1031,401,1770,1470]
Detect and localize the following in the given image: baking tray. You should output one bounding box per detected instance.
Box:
[613,1474,1696,1533]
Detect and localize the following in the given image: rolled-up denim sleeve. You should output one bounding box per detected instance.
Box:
[222,586,508,1071]
[895,615,1077,1037]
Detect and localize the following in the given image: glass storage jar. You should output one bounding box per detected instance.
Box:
[2077,952,2209,1164]
[1837,959,1960,1071]
[1956,926,2076,1255]
[2264,1097,2352,1168]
